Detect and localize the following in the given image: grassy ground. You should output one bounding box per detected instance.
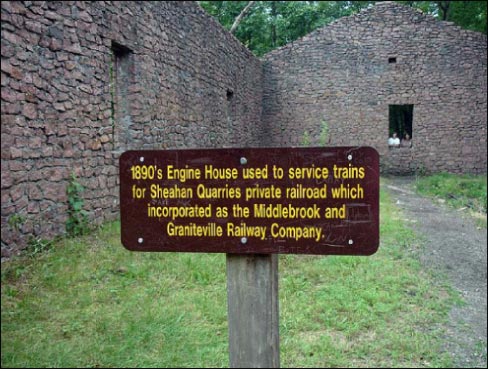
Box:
[1,182,458,368]
[415,173,487,227]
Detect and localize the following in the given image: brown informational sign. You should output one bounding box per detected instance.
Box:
[119,147,379,255]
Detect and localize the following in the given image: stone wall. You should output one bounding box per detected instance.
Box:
[262,1,487,174]
[1,1,263,257]
[2,1,487,257]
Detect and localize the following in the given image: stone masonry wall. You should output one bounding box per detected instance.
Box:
[1,1,263,257]
[2,1,487,257]
[262,1,487,174]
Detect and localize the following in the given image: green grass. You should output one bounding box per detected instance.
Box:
[1,183,458,367]
[279,184,458,367]
[415,173,487,222]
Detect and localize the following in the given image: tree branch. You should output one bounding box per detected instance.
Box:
[230,1,255,34]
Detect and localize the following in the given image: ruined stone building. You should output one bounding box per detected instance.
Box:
[1,1,486,256]
[261,2,487,174]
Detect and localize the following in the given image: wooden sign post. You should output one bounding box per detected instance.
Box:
[119,147,379,367]
[227,254,279,368]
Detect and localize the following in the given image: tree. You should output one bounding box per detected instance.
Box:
[447,1,487,34]
[230,1,255,34]
[198,1,487,56]
[437,0,451,20]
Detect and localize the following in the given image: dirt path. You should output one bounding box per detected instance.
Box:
[383,176,487,368]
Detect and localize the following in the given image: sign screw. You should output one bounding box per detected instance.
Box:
[348,239,353,245]
[139,156,145,162]
[138,237,144,244]
[347,154,353,161]
[240,157,248,165]
[240,237,248,244]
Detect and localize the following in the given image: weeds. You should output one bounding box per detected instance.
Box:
[25,237,55,257]
[301,120,329,147]
[301,130,311,146]
[66,172,90,237]
[319,120,329,146]
[8,214,26,231]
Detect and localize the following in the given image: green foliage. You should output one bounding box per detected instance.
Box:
[446,1,487,34]
[400,1,487,33]
[319,120,329,146]
[415,172,487,215]
[301,130,311,146]
[199,1,374,56]
[199,1,486,56]
[414,162,428,177]
[300,120,328,147]
[66,173,90,237]
[8,214,26,231]
[25,237,54,257]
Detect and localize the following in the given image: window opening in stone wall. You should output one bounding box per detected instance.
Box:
[388,57,397,63]
[226,89,234,101]
[111,41,133,150]
[389,104,413,146]
[226,89,235,136]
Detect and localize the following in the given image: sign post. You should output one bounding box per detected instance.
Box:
[226,254,279,368]
[119,146,379,367]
